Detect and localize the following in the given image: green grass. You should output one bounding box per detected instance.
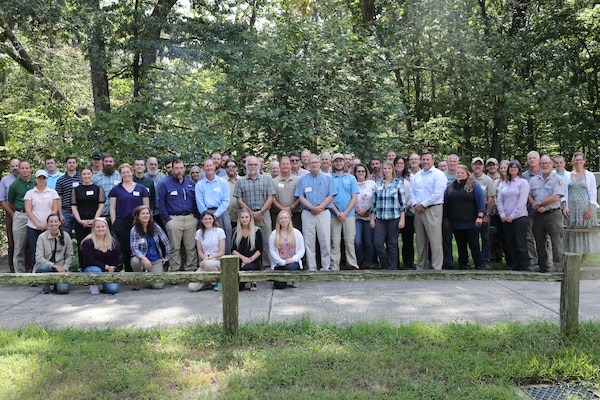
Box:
[1,318,600,399]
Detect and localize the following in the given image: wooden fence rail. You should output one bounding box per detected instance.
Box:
[0,254,590,335]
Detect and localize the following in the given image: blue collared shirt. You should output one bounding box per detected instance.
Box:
[157,176,197,222]
[195,175,230,218]
[330,172,359,217]
[295,171,337,210]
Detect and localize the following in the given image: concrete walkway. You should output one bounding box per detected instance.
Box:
[1,263,600,330]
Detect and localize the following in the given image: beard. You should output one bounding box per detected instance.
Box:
[247,169,259,176]
[103,165,115,176]
[371,167,381,174]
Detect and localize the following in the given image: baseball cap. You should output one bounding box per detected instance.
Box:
[35,170,48,178]
[471,157,484,164]
[332,153,345,161]
[91,151,103,159]
[486,158,498,165]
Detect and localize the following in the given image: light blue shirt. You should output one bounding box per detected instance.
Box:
[330,172,359,217]
[46,171,64,190]
[195,175,230,218]
[410,167,447,207]
[295,171,337,210]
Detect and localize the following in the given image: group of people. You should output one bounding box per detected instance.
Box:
[0,148,596,294]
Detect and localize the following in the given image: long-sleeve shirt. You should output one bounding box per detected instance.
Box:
[195,176,230,218]
[33,230,74,271]
[370,178,406,220]
[157,176,197,222]
[268,228,305,269]
[80,238,121,269]
[410,167,447,207]
[497,177,530,220]
[129,224,171,260]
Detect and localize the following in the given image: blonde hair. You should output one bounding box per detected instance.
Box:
[274,210,296,249]
[456,165,476,193]
[233,208,258,250]
[83,217,114,252]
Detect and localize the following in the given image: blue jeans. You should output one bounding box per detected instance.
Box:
[273,262,300,289]
[374,218,400,270]
[479,222,490,266]
[61,210,74,238]
[26,227,43,265]
[83,266,119,294]
[35,263,70,294]
[355,219,375,266]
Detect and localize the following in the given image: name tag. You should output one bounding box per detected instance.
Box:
[278,183,285,188]
[72,182,80,188]
[343,179,350,184]
[133,191,140,197]
[305,187,312,193]
[114,180,120,185]
[86,190,94,196]
[213,187,221,192]
[170,191,178,196]
[377,186,383,191]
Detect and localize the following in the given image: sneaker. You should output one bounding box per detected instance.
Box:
[89,284,100,295]
[213,282,222,291]
[290,281,299,288]
[42,284,51,294]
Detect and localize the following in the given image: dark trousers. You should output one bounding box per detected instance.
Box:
[273,262,300,289]
[454,228,482,269]
[502,216,529,271]
[112,216,134,272]
[400,214,415,268]
[74,222,92,268]
[239,260,261,290]
[374,218,400,270]
[26,227,43,266]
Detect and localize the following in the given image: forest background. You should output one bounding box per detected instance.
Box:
[0,0,599,172]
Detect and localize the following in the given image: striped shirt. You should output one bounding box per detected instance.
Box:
[55,172,82,209]
[370,178,406,220]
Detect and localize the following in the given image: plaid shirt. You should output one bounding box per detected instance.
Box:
[92,172,121,215]
[129,224,171,260]
[233,174,276,211]
[370,178,406,220]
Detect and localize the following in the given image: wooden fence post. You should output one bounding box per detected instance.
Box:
[560,253,581,335]
[221,255,239,335]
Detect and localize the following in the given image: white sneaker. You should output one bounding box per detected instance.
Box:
[90,284,100,295]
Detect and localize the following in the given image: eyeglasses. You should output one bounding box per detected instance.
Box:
[290,159,300,162]
[356,170,366,173]
[226,165,237,169]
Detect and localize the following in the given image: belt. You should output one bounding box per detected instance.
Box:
[207,208,218,211]
[62,207,72,211]
[15,209,24,212]
[171,211,193,216]
[543,208,560,215]
[426,204,442,208]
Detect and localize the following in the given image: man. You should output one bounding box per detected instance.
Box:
[408,153,421,174]
[7,160,35,273]
[369,156,383,182]
[55,156,81,236]
[300,149,311,169]
[0,158,20,272]
[471,157,496,269]
[437,160,448,172]
[320,152,332,174]
[486,158,503,262]
[442,154,459,268]
[329,153,359,271]
[195,159,231,254]
[211,151,227,178]
[164,158,174,176]
[522,150,545,267]
[145,156,167,187]
[386,149,397,163]
[445,154,459,183]
[91,152,103,175]
[344,154,353,171]
[289,151,308,177]
[92,153,120,217]
[133,157,157,213]
[528,155,565,272]
[45,156,64,190]
[269,161,280,179]
[554,155,567,178]
[225,159,240,228]
[295,154,336,271]
[410,151,446,270]
[272,156,301,230]
[158,159,198,272]
[234,156,276,267]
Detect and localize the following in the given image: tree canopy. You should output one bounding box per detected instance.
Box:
[0,0,598,170]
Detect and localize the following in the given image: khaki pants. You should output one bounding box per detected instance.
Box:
[12,211,29,273]
[131,257,165,289]
[165,214,198,272]
[414,205,443,270]
[188,259,220,292]
[330,216,358,270]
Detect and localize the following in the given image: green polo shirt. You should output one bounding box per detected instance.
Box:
[8,177,35,211]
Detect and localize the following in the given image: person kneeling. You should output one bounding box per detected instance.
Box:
[269,210,305,289]
[189,211,226,292]
[33,214,73,294]
[80,218,121,295]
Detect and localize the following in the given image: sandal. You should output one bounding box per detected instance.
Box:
[250,282,258,291]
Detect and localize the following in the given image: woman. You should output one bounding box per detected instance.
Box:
[563,152,600,260]
[394,155,414,269]
[190,166,201,184]
[33,214,73,294]
[443,165,485,269]
[130,205,171,290]
[24,170,60,263]
[72,167,105,265]
[109,163,149,272]
[495,160,512,268]
[370,161,406,270]
[497,160,530,271]
[353,163,376,268]
[189,211,226,292]
[231,208,262,291]
[269,210,305,289]
[80,218,121,294]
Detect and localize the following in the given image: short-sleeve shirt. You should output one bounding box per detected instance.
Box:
[529,172,566,210]
[72,184,105,220]
[23,187,60,229]
[233,175,276,211]
[108,184,149,219]
[8,177,35,211]
[294,171,337,210]
[195,227,226,256]
[330,172,359,217]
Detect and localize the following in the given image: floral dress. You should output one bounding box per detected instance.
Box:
[564,174,600,254]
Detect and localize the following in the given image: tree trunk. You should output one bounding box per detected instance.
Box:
[88,0,111,117]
